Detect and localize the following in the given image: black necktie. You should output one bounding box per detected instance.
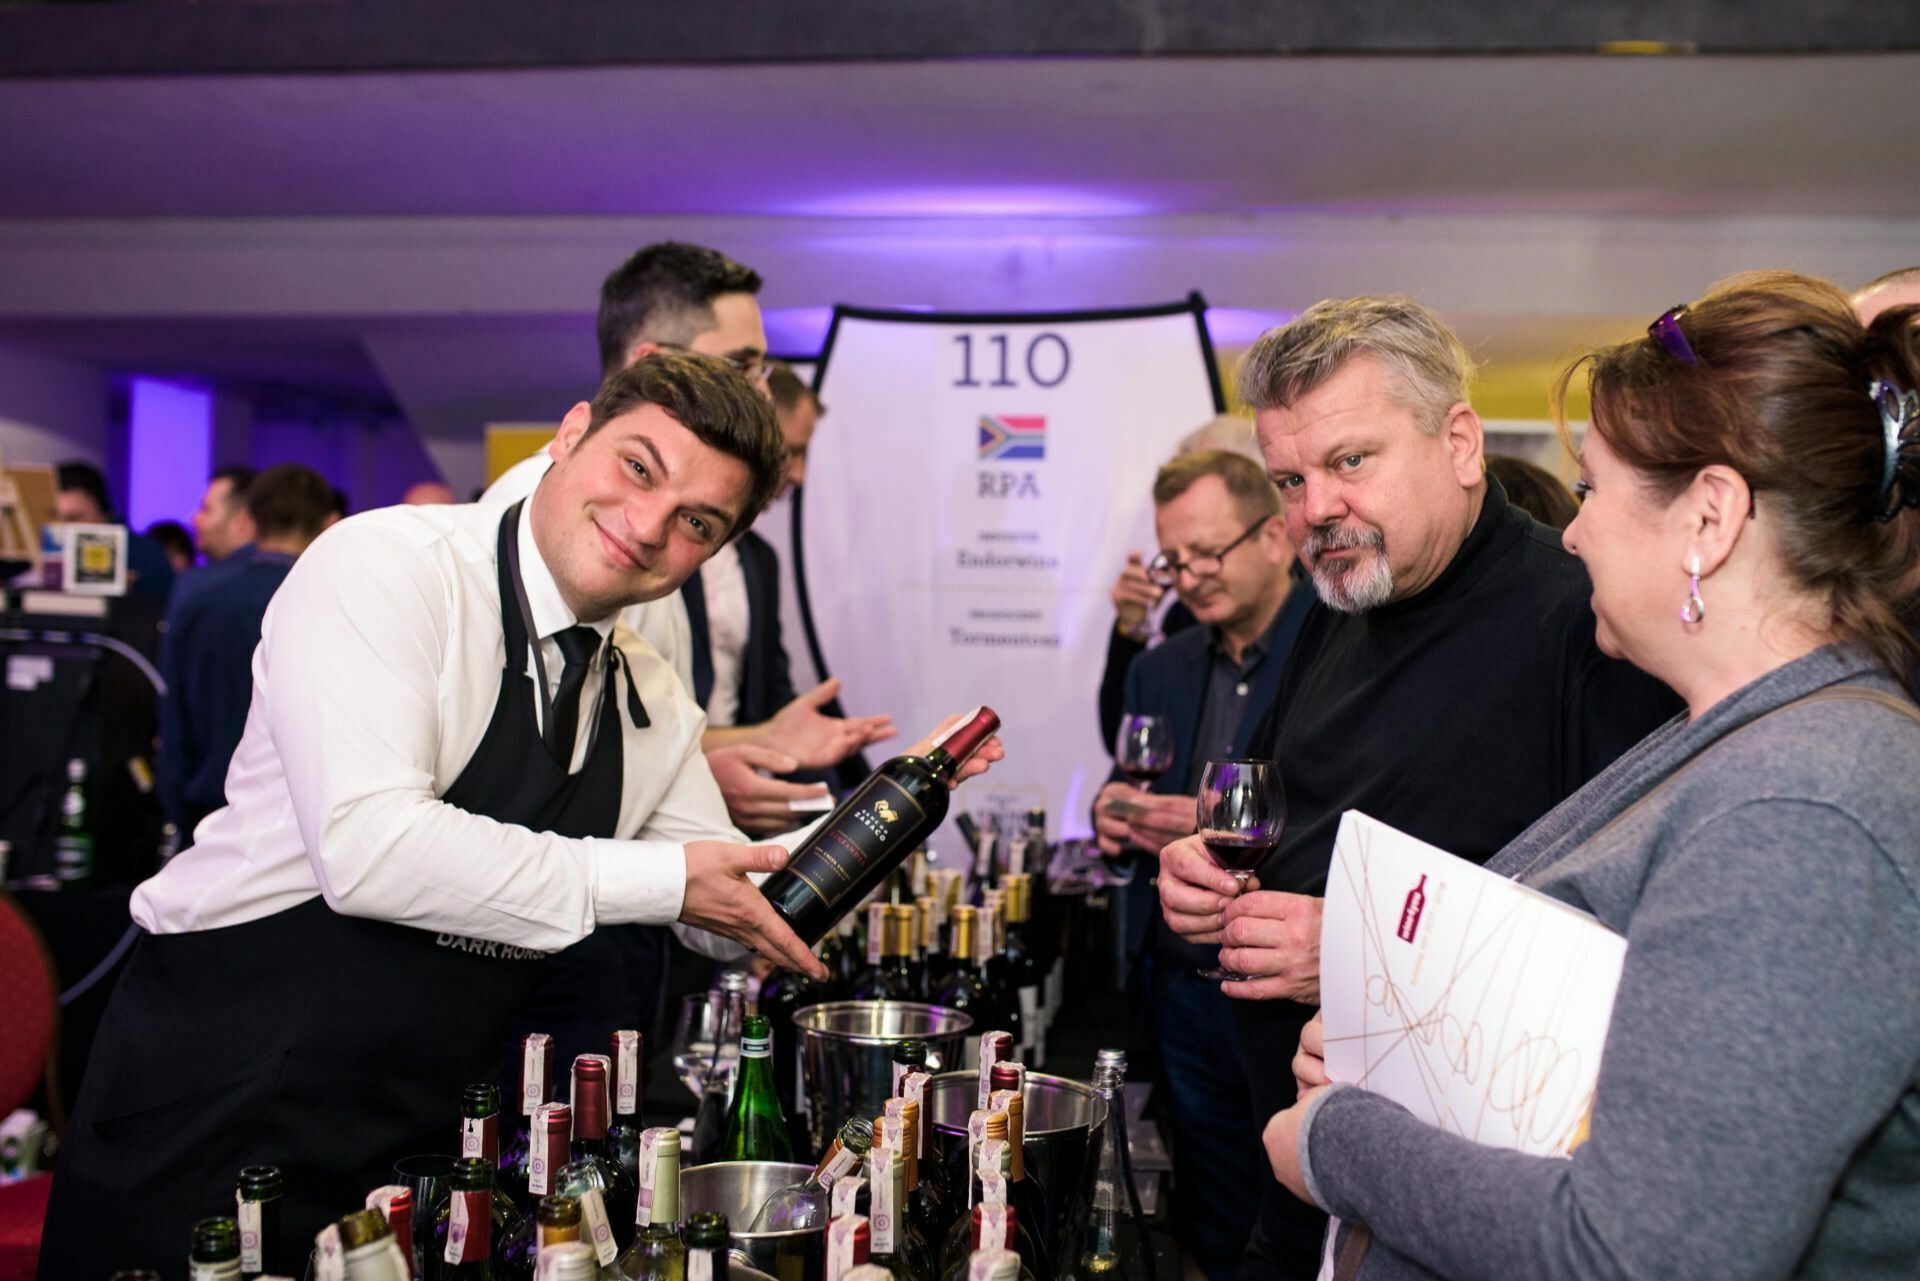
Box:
[545,625,601,765]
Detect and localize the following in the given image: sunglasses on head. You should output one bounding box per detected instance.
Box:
[1648,304,1700,366]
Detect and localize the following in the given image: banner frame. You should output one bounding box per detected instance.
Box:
[788,292,1224,712]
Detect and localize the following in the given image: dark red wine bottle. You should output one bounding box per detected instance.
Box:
[761,707,1000,945]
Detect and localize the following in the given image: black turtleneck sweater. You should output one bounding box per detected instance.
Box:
[1235,479,1683,1278]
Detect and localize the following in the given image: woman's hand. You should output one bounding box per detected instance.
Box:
[1264,1087,1329,1205]
[1294,1011,1329,1096]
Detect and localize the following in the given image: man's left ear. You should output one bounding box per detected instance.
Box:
[1444,403,1486,489]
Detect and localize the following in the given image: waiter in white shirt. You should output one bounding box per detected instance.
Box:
[487,240,894,828]
[38,352,1000,1275]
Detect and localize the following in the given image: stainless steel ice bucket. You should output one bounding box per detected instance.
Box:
[792,1000,973,1152]
[922,1068,1102,1250]
[679,1159,821,1281]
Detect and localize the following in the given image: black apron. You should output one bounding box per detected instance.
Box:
[39,501,641,1278]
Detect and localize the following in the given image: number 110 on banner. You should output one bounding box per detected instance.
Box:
[953,332,1071,389]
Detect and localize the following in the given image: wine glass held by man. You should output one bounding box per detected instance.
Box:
[1267,273,1920,1280]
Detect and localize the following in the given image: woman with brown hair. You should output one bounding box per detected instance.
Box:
[1264,271,1920,1280]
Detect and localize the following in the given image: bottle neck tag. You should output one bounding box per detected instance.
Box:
[819,1141,861,1190]
[977,1036,1004,1110]
[235,1193,263,1271]
[831,1173,865,1221]
[980,1202,1010,1250]
[614,1031,641,1116]
[978,1137,1009,1205]
[578,1187,617,1265]
[870,1146,897,1254]
[827,1215,865,1281]
[529,1104,569,1196]
[445,1189,490,1264]
[522,1034,553,1115]
[901,1075,930,1159]
[690,1250,715,1281]
[636,1129,661,1224]
[461,1113,499,1163]
[966,1113,988,1208]
[866,904,885,967]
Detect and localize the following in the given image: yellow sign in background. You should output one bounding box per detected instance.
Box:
[484,424,560,485]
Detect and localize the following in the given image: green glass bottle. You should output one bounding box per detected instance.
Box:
[430,1084,525,1267]
[54,757,94,887]
[234,1164,283,1278]
[613,1127,685,1280]
[610,1029,646,1184]
[434,1157,499,1279]
[188,1216,241,1281]
[720,1015,795,1162]
[680,1212,731,1281]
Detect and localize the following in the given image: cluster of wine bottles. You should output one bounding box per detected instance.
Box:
[718,1026,1151,1281]
[134,1027,1149,1281]
[754,807,1067,1146]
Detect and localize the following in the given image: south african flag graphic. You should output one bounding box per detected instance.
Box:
[977,414,1047,461]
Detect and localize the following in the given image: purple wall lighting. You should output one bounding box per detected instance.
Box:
[1204,308,1299,347]
[127,377,211,530]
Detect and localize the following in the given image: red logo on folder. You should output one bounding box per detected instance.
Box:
[1397,874,1428,943]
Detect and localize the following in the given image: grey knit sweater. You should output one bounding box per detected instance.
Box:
[1299,645,1920,1281]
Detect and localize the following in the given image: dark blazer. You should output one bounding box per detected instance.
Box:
[1109,584,1311,799]
[1097,599,1196,756]
[157,551,295,836]
[683,529,798,726]
[1105,581,1314,966]
[684,531,871,789]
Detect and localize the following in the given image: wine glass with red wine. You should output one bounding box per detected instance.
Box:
[1195,758,1285,983]
[1114,713,1174,785]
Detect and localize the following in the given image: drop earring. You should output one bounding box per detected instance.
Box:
[1680,555,1705,625]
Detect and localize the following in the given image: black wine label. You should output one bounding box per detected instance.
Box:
[786,774,928,907]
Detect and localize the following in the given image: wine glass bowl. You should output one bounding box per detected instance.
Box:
[1195,758,1285,983]
[671,990,735,1096]
[1113,713,1173,785]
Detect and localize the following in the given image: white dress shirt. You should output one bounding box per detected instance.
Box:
[483,450,696,695]
[130,500,809,954]
[699,538,751,729]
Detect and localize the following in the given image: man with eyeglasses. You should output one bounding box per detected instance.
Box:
[1091,448,1311,1280]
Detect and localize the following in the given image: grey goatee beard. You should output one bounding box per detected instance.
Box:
[1302,523,1393,614]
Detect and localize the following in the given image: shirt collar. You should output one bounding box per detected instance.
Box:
[1209,583,1302,671]
[516,501,616,643]
[1209,626,1266,670]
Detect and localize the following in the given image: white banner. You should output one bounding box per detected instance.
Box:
[794,301,1221,844]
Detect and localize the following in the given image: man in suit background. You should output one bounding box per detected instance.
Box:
[682,364,819,749]
[1091,448,1311,1280]
[158,463,333,840]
